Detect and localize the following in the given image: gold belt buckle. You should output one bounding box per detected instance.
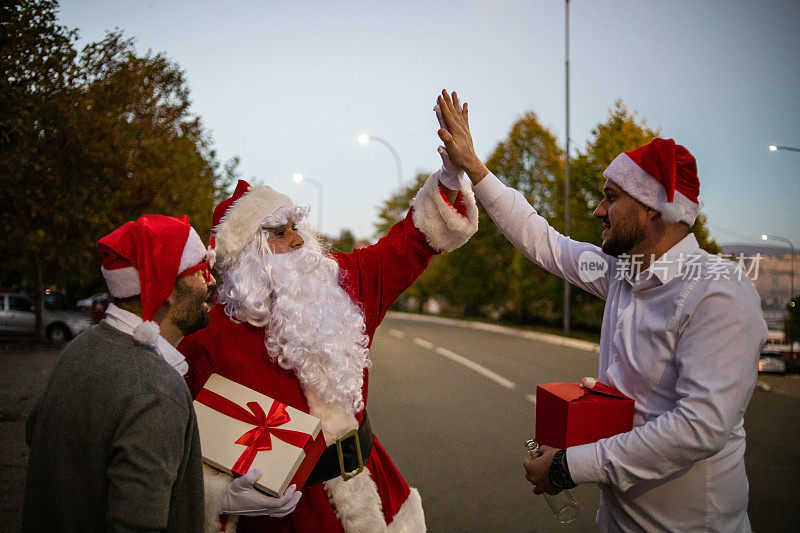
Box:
[336,428,364,481]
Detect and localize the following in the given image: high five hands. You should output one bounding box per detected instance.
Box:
[436,90,489,184]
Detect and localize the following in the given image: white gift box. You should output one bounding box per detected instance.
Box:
[194,374,325,496]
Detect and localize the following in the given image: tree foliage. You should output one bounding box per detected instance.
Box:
[0,1,235,333]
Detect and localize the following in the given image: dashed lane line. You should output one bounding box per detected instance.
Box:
[413,337,435,350]
[426,343,517,390]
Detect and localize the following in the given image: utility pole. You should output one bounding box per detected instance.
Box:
[563,0,572,337]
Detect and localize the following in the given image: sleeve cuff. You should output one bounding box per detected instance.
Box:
[202,464,236,533]
[410,169,478,252]
[566,443,602,485]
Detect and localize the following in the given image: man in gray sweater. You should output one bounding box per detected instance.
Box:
[23,214,216,532]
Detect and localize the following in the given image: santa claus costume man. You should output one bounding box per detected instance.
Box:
[179,154,478,532]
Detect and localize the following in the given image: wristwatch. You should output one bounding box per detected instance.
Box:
[549,449,577,490]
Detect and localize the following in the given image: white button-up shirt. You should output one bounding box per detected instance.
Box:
[103,303,188,376]
[475,173,767,532]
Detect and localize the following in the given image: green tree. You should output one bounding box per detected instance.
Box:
[483,112,566,323]
[330,228,357,254]
[1,0,80,334]
[0,2,234,336]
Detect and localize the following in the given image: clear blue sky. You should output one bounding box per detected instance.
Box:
[57,0,800,248]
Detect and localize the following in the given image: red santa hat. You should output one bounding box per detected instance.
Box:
[603,138,700,226]
[210,179,294,269]
[98,214,208,346]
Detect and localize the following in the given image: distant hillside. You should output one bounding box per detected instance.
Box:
[720,243,795,257]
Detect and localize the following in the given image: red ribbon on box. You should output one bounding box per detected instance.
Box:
[196,388,311,476]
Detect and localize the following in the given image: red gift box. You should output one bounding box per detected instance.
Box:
[194,374,327,496]
[535,381,634,449]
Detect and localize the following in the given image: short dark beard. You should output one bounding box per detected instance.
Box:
[172,279,210,336]
[601,217,647,257]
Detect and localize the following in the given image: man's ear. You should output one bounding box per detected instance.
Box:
[165,286,178,305]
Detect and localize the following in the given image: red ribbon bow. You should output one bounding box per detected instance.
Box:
[196,388,311,476]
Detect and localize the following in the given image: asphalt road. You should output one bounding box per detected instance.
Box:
[367,313,800,532]
[1,316,799,532]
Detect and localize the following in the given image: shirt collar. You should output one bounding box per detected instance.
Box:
[103,303,188,376]
[638,233,701,286]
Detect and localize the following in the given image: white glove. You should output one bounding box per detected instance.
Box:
[434,103,465,190]
[220,468,302,517]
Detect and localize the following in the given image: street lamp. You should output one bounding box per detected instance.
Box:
[762,233,796,355]
[563,0,572,337]
[292,173,323,232]
[358,134,403,187]
[769,145,800,153]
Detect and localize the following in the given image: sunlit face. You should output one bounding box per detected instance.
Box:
[173,265,216,335]
[266,222,304,254]
[592,180,649,257]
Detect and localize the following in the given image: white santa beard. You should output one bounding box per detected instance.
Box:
[217,225,371,413]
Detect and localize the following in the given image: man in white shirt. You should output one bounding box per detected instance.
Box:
[436,90,768,532]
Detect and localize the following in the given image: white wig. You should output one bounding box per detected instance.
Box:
[216,206,370,412]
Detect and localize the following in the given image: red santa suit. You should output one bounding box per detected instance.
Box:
[179,172,478,532]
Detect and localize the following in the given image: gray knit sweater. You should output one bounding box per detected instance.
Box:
[22,322,204,532]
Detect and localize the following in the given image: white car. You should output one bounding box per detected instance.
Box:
[0,292,92,343]
[758,352,787,374]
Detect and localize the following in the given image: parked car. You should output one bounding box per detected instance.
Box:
[758,351,786,374]
[76,292,109,310]
[0,292,92,343]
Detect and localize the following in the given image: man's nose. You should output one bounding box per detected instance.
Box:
[593,201,606,219]
[290,230,304,249]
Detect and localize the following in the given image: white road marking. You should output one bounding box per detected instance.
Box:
[434,346,516,390]
[526,394,537,404]
[413,337,434,350]
[389,329,406,338]
[755,381,772,392]
[388,311,599,353]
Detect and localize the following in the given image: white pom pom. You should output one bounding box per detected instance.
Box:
[581,377,598,389]
[133,321,160,346]
[660,202,683,223]
[207,246,217,269]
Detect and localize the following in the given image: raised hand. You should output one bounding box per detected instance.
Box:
[434,103,464,190]
[436,90,489,184]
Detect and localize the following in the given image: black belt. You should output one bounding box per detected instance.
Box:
[306,411,374,484]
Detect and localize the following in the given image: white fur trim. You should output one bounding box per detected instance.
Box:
[324,468,387,533]
[207,244,217,269]
[101,265,140,298]
[660,201,683,223]
[411,170,478,252]
[132,321,160,346]
[214,185,294,268]
[202,464,239,533]
[179,226,208,274]
[306,393,360,446]
[387,488,426,533]
[604,153,700,225]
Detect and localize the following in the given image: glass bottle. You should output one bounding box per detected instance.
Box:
[524,439,579,525]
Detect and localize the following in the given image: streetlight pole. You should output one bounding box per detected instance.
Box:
[358,134,403,187]
[769,145,800,153]
[292,173,323,233]
[762,234,796,356]
[563,0,571,337]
